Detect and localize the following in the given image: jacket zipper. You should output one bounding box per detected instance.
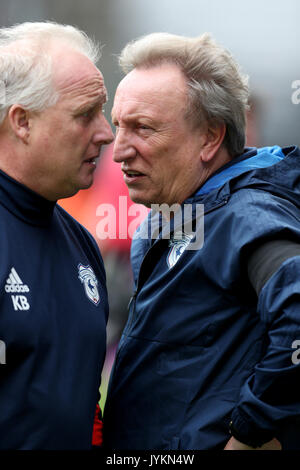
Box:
[126,290,137,331]
[125,242,153,333]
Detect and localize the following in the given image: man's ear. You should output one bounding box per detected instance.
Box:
[7,104,32,143]
[200,122,226,163]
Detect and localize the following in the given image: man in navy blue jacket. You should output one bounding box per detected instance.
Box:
[103,32,300,450]
[0,22,114,449]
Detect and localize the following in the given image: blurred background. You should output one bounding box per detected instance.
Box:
[1,0,299,410]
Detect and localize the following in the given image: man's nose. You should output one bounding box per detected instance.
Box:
[93,114,114,145]
[112,128,136,163]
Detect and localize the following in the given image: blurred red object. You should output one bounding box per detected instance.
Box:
[91,403,103,447]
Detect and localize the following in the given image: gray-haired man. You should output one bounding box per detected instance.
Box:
[0,21,113,449]
[103,32,300,451]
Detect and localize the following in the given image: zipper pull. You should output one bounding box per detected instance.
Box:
[127,291,137,311]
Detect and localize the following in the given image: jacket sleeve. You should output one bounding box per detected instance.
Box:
[230,255,300,448]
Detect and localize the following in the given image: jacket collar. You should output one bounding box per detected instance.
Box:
[185,145,299,207]
[0,169,56,227]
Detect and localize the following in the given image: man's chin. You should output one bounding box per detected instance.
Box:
[78,175,95,191]
[81,180,93,190]
[59,179,93,200]
[128,190,152,208]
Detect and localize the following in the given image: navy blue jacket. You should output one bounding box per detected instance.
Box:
[103,146,300,450]
[0,169,108,449]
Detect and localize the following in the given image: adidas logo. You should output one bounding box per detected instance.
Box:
[5,267,30,311]
[5,267,30,293]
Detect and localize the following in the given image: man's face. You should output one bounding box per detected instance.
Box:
[112,63,205,207]
[28,48,114,200]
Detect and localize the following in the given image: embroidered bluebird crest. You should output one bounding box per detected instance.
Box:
[78,264,100,305]
[167,232,194,269]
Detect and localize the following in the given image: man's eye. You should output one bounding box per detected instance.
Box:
[138,124,152,131]
[80,106,101,120]
[81,110,93,118]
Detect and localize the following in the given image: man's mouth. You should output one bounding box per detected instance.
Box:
[84,156,98,166]
[123,169,146,181]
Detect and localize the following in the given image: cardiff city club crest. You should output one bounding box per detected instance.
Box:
[167,232,194,269]
[78,264,100,306]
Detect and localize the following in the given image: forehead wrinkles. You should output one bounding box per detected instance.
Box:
[50,46,107,105]
[113,80,187,124]
[57,74,107,103]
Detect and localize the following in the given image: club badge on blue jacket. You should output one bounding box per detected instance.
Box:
[78,264,100,305]
[167,232,194,269]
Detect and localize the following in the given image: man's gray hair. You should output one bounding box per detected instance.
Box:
[119,32,249,157]
[0,21,101,124]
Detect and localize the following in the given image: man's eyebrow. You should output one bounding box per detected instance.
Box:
[111,112,159,126]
